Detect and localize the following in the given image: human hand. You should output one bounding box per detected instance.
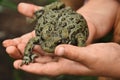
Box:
[2,3,42,59]
[3,0,119,58]
[55,43,120,78]
[4,37,120,78]
[2,0,120,78]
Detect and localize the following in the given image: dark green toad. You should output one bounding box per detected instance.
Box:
[22,1,89,65]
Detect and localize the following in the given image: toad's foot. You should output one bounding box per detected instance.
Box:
[21,53,38,66]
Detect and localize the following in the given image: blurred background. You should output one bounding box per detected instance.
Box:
[0,0,108,80]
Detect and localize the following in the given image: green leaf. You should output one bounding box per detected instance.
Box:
[0,0,17,10]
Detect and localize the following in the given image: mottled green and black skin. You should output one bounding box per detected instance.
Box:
[22,1,89,65]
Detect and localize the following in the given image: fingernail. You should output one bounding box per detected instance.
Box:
[56,47,65,56]
[13,60,22,69]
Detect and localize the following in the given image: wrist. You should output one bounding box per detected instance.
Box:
[77,0,119,44]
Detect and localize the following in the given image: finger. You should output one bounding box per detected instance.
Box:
[2,31,35,47]
[17,43,26,54]
[6,46,22,59]
[14,60,63,76]
[18,3,42,17]
[20,31,36,44]
[14,59,92,76]
[55,44,94,63]
[2,38,21,47]
[3,39,15,47]
[33,45,45,55]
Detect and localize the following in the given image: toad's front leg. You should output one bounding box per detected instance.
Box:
[21,37,40,66]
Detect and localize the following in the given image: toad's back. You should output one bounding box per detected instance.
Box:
[21,1,89,65]
[34,1,88,52]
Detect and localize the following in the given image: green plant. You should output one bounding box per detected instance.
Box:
[0,0,17,10]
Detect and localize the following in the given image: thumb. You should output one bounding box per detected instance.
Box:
[55,44,91,63]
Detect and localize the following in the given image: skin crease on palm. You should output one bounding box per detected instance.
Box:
[2,0,120,78]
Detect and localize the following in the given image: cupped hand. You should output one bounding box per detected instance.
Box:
[3,3,41,58]
[2,0,120,78]
[5,41,120,78]
[3,0,119,59]
[55,43,120,78]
